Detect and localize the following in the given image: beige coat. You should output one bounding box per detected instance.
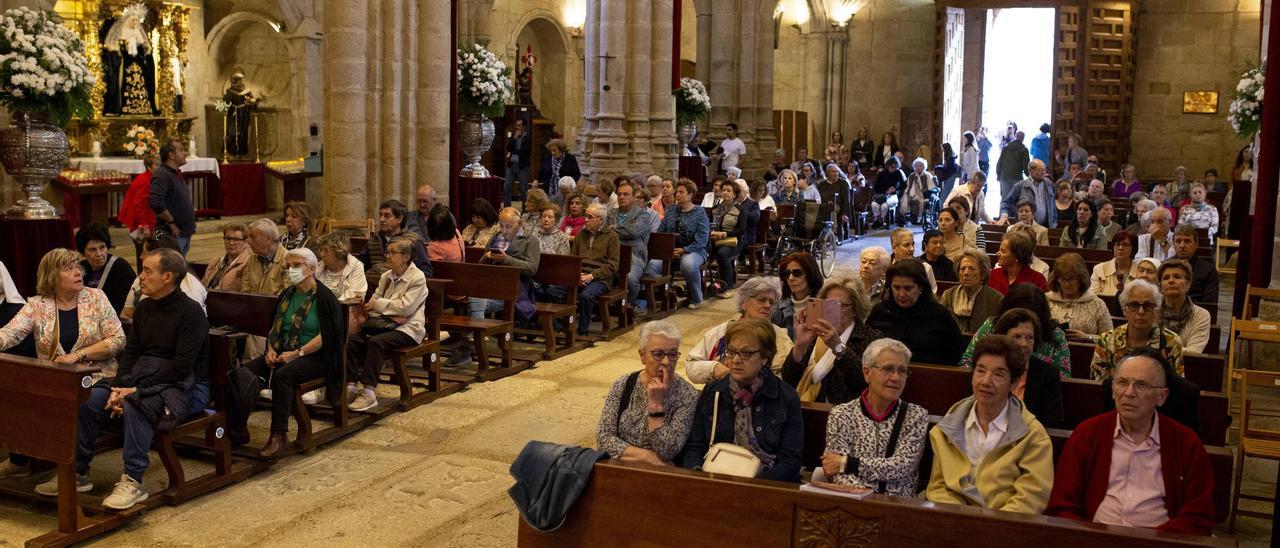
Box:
[1046,291,1114,336]
[239,244,289,296]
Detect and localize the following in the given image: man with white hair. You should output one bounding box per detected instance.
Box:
[571,202,619,336]
[239,218,289,295]
[858,247,892,304]
[608,180,655,314]
[405,184,452,242]
[999,158,1056,227]
[1135,207,1175,261]
[448,207,540,366]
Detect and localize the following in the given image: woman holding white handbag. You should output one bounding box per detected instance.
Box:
[680,318,804,482]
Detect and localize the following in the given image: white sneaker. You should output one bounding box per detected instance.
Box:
[688,301,701,310]
[35,472,93,496]
[349,391,378,412]
[259,388,273,401]
[102,474,148,510]
[301,388,325,405]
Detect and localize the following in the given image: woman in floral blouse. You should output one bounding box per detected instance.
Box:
[0,249,126,478]
[596,320,698,465]
[959,283,1072,378]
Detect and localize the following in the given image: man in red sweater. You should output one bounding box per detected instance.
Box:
[1045,348,1214,536]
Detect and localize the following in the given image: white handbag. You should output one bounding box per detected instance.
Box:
[701,391,762,478]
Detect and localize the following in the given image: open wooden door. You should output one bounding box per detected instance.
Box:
[933,5,966,153]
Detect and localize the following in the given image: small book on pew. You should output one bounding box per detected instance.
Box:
[800,481,874,500]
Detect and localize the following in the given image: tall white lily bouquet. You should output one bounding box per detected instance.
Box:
[457,43,513,119]
[1228,65,1263,140]
[674,77,711,128]
[0,7,94,125]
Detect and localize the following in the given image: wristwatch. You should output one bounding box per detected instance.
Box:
[298,347,306,357]
[834,343,847,355]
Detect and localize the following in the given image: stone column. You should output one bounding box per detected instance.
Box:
[647,0,678,178]
[693,0,778,175]
[322,1,450,219]
[579,0,639,182]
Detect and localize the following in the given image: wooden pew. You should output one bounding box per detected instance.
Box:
[0,354,134,547]
[800,400,1234,527]
[641,232,678,316]
[206,290,373,457]
[432,261,524,380]
[595,243,633,341]
[516,253,582,360]
[518,459,1233,547]
[386,279,450,411]
[900,363,1229,446]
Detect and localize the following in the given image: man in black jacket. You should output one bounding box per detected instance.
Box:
[148,140,195,255]
[35,248,209,510]
[503,118,532,206]
[1172,225,1219,305]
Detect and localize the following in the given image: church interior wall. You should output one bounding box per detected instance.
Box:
[1129,0,1261,180]
[772,0,935,161]
[484,0,585,146]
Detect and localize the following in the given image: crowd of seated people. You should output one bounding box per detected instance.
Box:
[0,137,1230,540]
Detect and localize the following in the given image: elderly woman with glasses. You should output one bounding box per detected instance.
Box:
[781,276,883,405]
[681,318,804,482]
[820,338,928,497]
[1090,279,1185,380]
[596,320,699,466]
[773,252,824,340]
[687,277,793,384]
[202,222,251,291]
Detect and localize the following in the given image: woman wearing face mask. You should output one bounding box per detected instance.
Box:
[230,248,345,458]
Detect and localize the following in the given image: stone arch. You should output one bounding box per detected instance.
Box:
[509,12,573,131]
[204,12,300,161]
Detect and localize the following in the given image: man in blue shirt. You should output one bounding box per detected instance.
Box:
[1030,123,1051,167]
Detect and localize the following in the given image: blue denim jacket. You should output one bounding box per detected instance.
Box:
[508,441,608,532]
[679,369,804,482]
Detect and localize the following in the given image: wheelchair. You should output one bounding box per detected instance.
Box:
[772,200,839,276]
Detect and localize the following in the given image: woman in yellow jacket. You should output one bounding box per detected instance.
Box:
[926,334,1054,514]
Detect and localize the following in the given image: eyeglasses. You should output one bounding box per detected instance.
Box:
[1113,378,1165,394]
[782,269,805,279]
[872,365,910,377]
[1123,302,1158,312]
[223,236,247,242]
[723,347,761,361]
[647,350,681,362]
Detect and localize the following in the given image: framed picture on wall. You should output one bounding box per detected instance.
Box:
[1183,91,1219,114]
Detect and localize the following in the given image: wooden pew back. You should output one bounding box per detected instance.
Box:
[517,459,1233,547]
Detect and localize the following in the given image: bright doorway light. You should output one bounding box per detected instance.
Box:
[981,7,1054,217]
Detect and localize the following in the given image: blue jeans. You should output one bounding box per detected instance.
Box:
[76,386,156,483]
[626,251,646,304]
[714,244,741,288]
[576,280,610,335]
[503,165,530,206]
[176,235,191,255]
[188,382,210,418]
[679,251,706,304]
[467,297,505,319]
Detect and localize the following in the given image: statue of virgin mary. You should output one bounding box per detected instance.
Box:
[101,3,157,116]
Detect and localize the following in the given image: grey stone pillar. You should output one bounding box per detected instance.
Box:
[322,1,450,219]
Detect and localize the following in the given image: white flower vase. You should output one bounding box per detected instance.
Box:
[1,112,67,219]
[459,113,495,178]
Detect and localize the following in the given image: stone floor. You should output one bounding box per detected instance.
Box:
[0,214,1272,546]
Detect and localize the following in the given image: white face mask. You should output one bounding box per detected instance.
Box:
[286,267,305,285]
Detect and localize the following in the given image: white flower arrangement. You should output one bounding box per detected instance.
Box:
[0,7,94,125]
[1228,65,1263,140]
[674,77,711,128]
[457,43,513,119]
[213,99,231,113]
[123,125,158,158]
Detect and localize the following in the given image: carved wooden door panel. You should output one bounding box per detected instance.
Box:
[941,7,966,150]
[1082,1,1135,175]
[1052,4,1081,177]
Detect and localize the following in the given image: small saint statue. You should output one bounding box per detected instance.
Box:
[223,72,260,157]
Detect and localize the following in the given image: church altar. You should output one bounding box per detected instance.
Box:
[62,156,226,225]
[70,156,220,177]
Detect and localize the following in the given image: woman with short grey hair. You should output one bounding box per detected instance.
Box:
[821,337,928,497]
[596,320,699,465]
[781,276,884,405]
[687,276,793,384]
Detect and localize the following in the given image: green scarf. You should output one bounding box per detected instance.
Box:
[269,285,316,352]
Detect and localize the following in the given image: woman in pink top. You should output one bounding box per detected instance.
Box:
[425,205,464,263]
[559,193,588,237]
